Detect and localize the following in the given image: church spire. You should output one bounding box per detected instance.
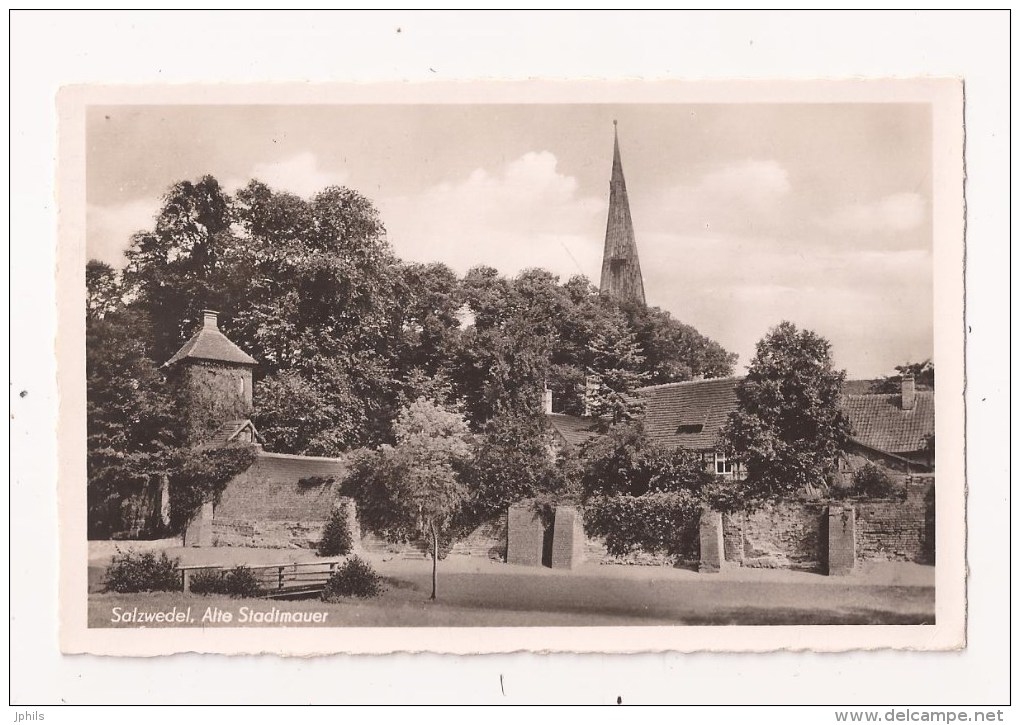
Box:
[599,121,646,306]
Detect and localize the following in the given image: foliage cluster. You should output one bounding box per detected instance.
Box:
[86,300,177,538]
[85,175,738,535]
[721,321,852,508]
[872,360,935,393]
[847,463,899,499]
[167,444,259,532]
[317,508,355,557]
[583,490,702,561]
[103,550,181,593]
[571,422,714,560]
[575,421,716,498]
[343,399,473,561]
[320,556,383,600]
[188,565,264,598]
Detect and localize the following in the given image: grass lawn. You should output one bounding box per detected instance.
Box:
[89,553,935,627]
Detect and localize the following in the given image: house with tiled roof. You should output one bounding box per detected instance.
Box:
[545,374,935,478]
[545,377,744,477]
[840,376,935,474]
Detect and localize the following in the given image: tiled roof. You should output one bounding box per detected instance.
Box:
[636,378,740,451]
[842,392,935,454]
[545,377,935,458]
[206,419,265,447]
[164,326,256,367]
[842,379,883,396]
[547,413,600,448]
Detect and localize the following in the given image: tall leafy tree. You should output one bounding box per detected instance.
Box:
[466,410,565,518]
[85,260,122,320]
[454,267,560,427]
[343,399,473,600]
[86,306,177,536]
[722,321,852,505]
[626,304,737,384]
[872,359,935,393]
[122,176,241,363]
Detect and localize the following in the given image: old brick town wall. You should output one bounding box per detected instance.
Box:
[211,451,347,548]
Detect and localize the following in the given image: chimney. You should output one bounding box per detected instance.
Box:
[901,374,916,410]
[543,387,554,415]
[202,310,219,330]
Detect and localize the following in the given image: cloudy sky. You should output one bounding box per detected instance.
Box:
[86,103,932,378]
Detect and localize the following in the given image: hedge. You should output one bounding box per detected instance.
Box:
[583,491,702,561]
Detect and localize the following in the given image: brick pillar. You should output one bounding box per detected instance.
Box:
[334,496,362,552]
[184,501,214,547]
[551,506,585,570]
[699,508,726,573]
[827,505,856,575]
[506,504,545,566]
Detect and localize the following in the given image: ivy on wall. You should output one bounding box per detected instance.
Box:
[167,443,258,531]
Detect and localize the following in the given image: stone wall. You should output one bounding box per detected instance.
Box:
[360,513,509,561]
[506,504,549,566]
[716,476,935,570]
[724,503,828,570]
[450,513,508,559]
[856,475,935,563]
[211,451,347,548]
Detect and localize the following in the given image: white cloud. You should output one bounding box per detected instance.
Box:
[641,229,932,378]
[827,192,927,234]
[639,159,793,238]
[228,152,350,199]
[86,199,161,266]
[378,151,605,279]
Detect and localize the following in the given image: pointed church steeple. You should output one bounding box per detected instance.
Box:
[599,121,646,306]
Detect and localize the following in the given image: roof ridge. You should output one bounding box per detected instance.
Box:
[636,376,743,392]
[164,326,257,367]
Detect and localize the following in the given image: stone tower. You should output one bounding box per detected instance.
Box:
[598,122,646,306]
[164,310,257,446]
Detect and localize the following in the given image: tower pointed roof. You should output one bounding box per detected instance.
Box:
[599,122,646,306]
[164,310,256,368]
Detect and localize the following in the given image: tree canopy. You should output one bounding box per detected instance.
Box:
[721,321,852,506]
[86,174,739,533]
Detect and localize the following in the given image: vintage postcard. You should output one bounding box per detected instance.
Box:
[57,80,965,656]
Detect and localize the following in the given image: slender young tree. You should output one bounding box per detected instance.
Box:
[343,399,473,600]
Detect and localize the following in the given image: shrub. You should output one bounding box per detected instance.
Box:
[317,508,354,557]
[187,568,228,595]
[583,491,702,561]
[104,550,181,593]
[321,556,383,600]
[850,463,898,499]
[220,566,264,598]
[188,565,264,598]
[578,423,713,498]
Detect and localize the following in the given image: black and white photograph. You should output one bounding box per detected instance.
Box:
[10,9,1008,710]
[55,81,965,654]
